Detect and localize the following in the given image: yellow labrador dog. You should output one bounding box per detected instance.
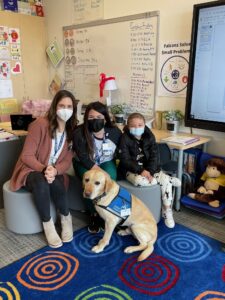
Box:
[83,169,157,261]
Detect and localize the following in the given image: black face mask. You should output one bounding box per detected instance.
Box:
[88,119,105,132]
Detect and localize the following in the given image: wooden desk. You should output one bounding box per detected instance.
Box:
[0,122,27,208]
[152,129,211,211]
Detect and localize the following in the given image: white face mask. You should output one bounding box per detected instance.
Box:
[57,108,73,122]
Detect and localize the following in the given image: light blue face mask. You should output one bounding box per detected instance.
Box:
[129,127,145,136]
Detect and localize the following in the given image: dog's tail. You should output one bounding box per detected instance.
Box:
[137,243,154,262]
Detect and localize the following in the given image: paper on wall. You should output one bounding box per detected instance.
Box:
[46,41,64,68]
[0,46,11,60]
[8,28,21,44]
[0,79,13,98]
[0,61,10,79]
[73,0,104,24]
[11,62,22,74]
[0,98,18,114]
[49,73,64,96]
[158,41,190,97]
[11,44,21,60]
[0,26,9,46]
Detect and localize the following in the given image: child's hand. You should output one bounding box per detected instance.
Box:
[140,170,153,183]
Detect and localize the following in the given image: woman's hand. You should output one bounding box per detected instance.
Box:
[44,165,57,184]
[140,169,154,183]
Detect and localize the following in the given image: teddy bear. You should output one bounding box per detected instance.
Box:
[188,157,225,207]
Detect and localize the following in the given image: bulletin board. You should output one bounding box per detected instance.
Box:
[63,11,159,117]
[0,11,48,105]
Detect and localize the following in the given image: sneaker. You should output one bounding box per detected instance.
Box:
[88,214,101,233]
[162,208,175,228]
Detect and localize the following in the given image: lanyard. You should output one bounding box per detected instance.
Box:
[93,133,106,165]
[54,131,65,156]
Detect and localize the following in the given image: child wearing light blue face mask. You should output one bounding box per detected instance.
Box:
[118,113,181,229]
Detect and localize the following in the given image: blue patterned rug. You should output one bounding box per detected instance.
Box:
[1,221,225,300]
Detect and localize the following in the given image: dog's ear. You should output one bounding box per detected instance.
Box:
[104,174,114,193]
[82,173,88,188]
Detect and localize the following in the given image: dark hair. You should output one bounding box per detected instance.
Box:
[47,90,78,142]
[83,101,113,158]
[127,113,145,127]
[206,158,225,174]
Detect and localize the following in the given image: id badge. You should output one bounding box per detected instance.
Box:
[102,142,112,156]
[121,208,131,217]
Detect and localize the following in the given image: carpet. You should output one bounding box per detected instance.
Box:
[0,221,225,300]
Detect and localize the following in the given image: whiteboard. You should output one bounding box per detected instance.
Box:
[63,11,159,117]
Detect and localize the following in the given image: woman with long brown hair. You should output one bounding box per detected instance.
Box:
[10,90,78,248]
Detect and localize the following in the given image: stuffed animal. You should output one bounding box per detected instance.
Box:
[188,157,225,207]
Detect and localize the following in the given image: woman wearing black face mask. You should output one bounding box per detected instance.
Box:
[72,101,122,233]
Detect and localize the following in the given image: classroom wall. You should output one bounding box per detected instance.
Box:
[0,11,49,106]
[44,0,225,157]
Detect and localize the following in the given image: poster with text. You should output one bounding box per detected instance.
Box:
[158,41,190,97]
[73,0,104,24]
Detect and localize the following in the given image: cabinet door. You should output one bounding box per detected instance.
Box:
[0,11,48,103]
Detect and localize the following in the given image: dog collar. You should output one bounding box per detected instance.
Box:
[93,192,107,205]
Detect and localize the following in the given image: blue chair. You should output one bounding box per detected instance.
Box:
[181,152,225,219]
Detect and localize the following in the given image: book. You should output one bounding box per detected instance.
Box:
[161,135,200,145]
[0,128,17,142]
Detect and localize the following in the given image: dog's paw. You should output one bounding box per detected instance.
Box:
[124,246,136,254]
[91,245,104,253]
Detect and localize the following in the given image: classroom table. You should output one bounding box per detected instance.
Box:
[152,129,211,211]
[0,122,211,211]
[0,122,27,208]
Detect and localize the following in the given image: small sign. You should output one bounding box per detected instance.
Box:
[46,41,64,68]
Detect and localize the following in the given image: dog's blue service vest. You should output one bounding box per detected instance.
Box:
[98,187,132,221]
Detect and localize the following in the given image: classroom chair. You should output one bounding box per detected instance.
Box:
[181,152,225,219]
[157,142,178,176]
[3,180,57,234]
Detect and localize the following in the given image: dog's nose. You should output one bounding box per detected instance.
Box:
[84,191,91,198]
